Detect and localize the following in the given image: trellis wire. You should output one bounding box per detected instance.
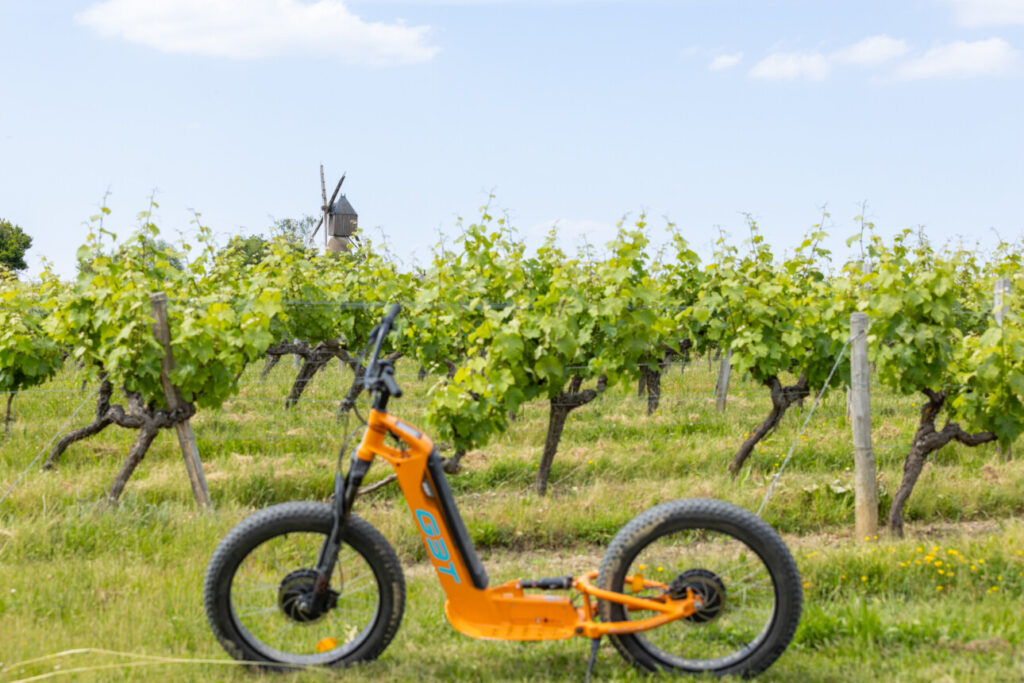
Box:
[0,389,98,506]
[756,329,860,517]
[165,296,1002,320]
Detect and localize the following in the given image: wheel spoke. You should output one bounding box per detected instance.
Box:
[205,505,403,668]
[596,500,801,675]
[238,605,281,618]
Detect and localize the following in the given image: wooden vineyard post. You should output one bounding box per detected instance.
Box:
[715,349,732,412]
[150,292,213,510]
[850,312,878,538]
[847,258,873,422]
[994,278,1013,459]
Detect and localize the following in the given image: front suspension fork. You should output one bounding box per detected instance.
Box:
[308,454,371,611]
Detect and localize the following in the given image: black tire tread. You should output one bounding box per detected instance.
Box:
[203,501,405,668]
[597,498,802,678]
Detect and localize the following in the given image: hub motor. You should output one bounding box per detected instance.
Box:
[669,568,727,624]
[277,569,338,623]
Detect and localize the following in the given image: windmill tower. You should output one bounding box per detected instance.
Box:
[327,193,358,253]
[310,164,359,253]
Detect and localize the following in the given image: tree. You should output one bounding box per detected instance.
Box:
[436,223,661,495]
[222,234,268,266]
[0,219,32,273]
[254,236,408,409]
[42,211,282,504]
[862,232,1021,536]
[691,220,852,475]
[271,215,321,245]
[638,227,704,415]
[411,210,531,471]
[215,215,317,272]
[407,209,526,376]
[0,279,63,436]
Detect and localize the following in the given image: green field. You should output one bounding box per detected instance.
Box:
[2,360,1023,681]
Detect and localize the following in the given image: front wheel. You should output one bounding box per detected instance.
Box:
[597,499,802,677]
[204,501,405,669]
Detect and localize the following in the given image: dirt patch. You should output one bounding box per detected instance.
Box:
[86,444,125,457]
[455,449,489,472]
[901,518,1010,540]
[223,409,260,424]
[981,464,1002,483]
[780,517,1018,552]
[946,637,1014,654]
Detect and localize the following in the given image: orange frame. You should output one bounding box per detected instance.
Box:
[355,409,700,641]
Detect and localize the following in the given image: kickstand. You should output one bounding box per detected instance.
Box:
[584,637,601,683]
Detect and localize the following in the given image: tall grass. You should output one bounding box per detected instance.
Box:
[2,359,1022,680]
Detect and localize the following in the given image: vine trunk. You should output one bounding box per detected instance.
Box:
[728,375,809,476]
[536,374,607,495]
[887,389,996,537]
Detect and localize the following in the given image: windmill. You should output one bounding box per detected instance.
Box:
[308,164,359,253]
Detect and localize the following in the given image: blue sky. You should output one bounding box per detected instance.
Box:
[2,0,1022,279]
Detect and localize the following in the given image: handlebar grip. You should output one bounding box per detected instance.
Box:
[382,368,403,398]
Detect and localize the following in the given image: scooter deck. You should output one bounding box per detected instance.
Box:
[444,580,581,641]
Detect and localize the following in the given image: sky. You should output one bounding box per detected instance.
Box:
[1,0,1023,279]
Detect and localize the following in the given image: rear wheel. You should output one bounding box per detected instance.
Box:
[597,499,801,677]
[204,502,404,669]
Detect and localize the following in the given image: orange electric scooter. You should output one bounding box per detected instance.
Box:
[204,304,802,678]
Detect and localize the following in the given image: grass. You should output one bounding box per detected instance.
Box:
[1,359,1023,680]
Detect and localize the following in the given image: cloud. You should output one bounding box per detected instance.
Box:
[747,36,906,83]
[947,0,1024,27]
[749,52,830,81]
[709,53,743,71]
[739,34,1017,82]
[75,0,439,65]
[893,38,1019,79]
[832,35,910,66]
